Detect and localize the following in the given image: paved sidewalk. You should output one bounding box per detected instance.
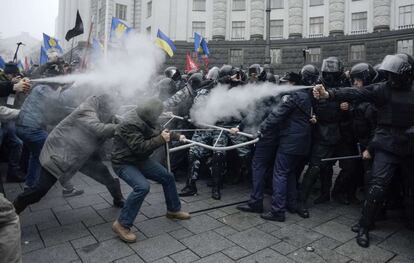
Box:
[3,167,414,263]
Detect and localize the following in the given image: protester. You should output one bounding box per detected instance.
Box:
[111,98,190,243]
[0,194,21,263]
[13,94,125,214]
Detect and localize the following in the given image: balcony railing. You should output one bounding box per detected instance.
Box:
[350,29,368,35]
[398,24,414,29]
[308,33,324,38]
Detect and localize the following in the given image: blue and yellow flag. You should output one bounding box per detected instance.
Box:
[43,33,63,53]
[194,32,209,56]
[110,17,131,40]
[0,56,5,69]
[155,30,176,57]
[40,46,48,65]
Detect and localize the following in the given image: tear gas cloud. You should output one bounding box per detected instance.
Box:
[190,83,311,126]
[33,33,165,100]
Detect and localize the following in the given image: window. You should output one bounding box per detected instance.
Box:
[232,0,246,11]
[192,21,206,38]
[350,44,365,61]
[271,0,283,9]
[310,0,323,6]
[147,1,152,18]
[397,40,413,56]
[232,21,245,40]
[308,47,321,63]
[270,49,282,64]
[115,4,127,20]
[351,12,367,33]
[399,5,414,29]
[309,17,324,37]
[230,49,244,66]
[193,0,206,11]
[270,20,283,39]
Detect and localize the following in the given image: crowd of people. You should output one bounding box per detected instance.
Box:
[1,49,414,262]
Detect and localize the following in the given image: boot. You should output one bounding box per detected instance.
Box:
[356,227,370,248]
[297,202,310,218]
[107,178,125,208]
[6,167,26,183]
[179,181,198,197]
[166,211,191,220]
[212,186,221,200]
[112,220,136,243]
[261,211,285,222]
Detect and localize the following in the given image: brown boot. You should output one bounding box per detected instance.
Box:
[112,220,137,243]
[166,211,191,220]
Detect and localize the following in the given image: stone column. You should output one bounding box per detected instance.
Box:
[373,0,391,32]
[288,0,303,38]
[212,0,227,40]
[329,0,345,36]
[250,0,265,40]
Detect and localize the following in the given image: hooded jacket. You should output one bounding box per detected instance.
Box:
[39,95,117,180]
[112,98,180,165]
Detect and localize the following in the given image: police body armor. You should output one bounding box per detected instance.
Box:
[373,83,414,156]
[377,83,414,128]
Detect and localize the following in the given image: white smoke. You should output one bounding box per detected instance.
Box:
[190,82,311,125]
[32,33,165,100]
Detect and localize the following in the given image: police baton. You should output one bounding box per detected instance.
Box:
[321,143,362,162]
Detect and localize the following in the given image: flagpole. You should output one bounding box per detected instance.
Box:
[69,37,75,64]
[81,17,95,70]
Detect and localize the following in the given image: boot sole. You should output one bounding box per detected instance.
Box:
[112,226,137,243]
[166,214,191,220]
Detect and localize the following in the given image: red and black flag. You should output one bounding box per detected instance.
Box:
[65,10,84,41]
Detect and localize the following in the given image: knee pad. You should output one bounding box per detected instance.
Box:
[366,185,385,205]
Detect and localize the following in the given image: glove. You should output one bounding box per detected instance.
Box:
[253,131,263,139]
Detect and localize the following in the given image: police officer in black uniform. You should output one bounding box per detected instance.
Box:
[313,53,414,248]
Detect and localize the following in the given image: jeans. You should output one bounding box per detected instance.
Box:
[114,159,181,228]
[0,121,23,176]
[16,126,48,188]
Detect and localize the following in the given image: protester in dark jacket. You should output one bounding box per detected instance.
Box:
[13,94,125,214]
[111,98,190,243]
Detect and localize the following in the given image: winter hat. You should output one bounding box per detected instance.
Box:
[4,62,19,75]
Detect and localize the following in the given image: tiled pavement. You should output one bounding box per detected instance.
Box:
[3,167,414,263]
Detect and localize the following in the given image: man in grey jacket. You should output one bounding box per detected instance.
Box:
[0,194,21,263]
[13,94,125,214]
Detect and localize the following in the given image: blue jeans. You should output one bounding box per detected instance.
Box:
[272,152,305,213]
[16,126,48,188]
[114,159,181,228]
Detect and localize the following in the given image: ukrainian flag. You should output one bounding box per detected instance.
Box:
[155,30,176,58]
[110,17,131,40]
[43,33,64,53]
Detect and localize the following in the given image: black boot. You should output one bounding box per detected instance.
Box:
[179,181,198,197]
[212,187,221,200]
[107,178,125,208]
[261,211,285,222]
[356,227,370,248]
[296,202,310,218]
[237,203,263,213]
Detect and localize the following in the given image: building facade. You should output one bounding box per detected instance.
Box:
[56,0,414,72]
